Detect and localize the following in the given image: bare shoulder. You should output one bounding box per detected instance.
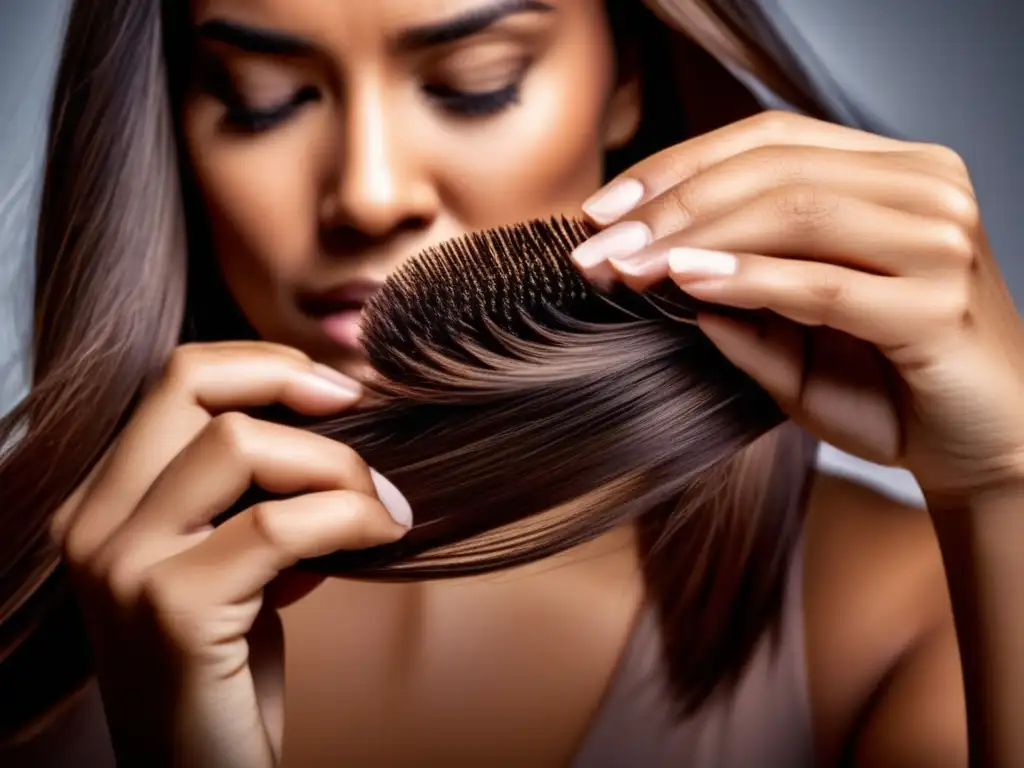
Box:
[801,471,963,765]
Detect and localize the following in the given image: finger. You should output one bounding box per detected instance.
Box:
[696,313,806,412]
[113,414,404,542]
[581,111,916,225]
[249,605,286,763]
[669,251,964,348]
[50,438,120,547]
[604,191,975,291]
[698,315,902,464]
[148,489,408,607]
[616,146,979,243]
[153,342,362,414]
[64,345,363,564]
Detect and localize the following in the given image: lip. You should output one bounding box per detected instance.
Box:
[297,279,386,351]
[297,278,384,318]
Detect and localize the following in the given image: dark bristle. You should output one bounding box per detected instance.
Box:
[361,216,607,379]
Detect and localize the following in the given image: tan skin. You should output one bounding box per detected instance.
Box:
[46,0,1024,765]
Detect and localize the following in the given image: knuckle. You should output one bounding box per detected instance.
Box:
[753,110,798,141]
[248,502,293,555]
[661,148,704,186]
[161,344,205,389]
[947,282,973,325]
[931,221,976,266]
[317,442,374,496]
[59,524,93,571]
[772,183,839,231]
[661,182,702,227]
[325,493,384,546]
[923,143,969,174]
[204,411,254,457]
[808,272,847,323]
[105,556,145,606]
[331,440,367,475]
[49,490,87,551]
[927,275,973,330]
[935,184,980,230]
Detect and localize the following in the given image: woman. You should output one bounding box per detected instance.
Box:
[1,0,1022,765]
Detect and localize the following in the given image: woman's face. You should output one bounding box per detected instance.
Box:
[182,0,639,376]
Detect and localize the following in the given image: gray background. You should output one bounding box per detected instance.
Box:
[1,0,1021,504]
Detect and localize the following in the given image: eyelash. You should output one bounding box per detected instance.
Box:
[423,80,523,118]
[220,76,524,134]
[222,85,321,133]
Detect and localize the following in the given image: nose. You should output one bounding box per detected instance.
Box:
[320,80,438,241]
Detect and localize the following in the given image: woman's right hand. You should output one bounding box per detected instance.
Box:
[49,342,412,768]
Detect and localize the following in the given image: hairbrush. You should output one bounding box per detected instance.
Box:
[360,216,721,391]
[229,216,783,578]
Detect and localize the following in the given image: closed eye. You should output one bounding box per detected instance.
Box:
[220,86,322,133]
[423,81,523,118]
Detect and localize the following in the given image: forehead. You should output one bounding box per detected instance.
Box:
[188,0,562,34]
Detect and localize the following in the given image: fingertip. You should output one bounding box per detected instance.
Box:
[579,261,618,293]
[291,366,364,413]
[581,177,646,225]
[311,363,363,395]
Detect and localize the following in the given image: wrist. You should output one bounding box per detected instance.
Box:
[925,476,1024,559]
[921,447,1024,514]
[923,474,1024,767]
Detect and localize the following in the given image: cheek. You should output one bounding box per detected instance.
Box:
[183,112,323,290]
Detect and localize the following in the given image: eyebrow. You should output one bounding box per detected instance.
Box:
[394,0,556,51]
[195,0,555,57]
[195,19,315,57]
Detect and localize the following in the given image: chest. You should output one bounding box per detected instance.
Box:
[278,545,645,767]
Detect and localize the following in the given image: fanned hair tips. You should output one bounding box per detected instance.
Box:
[242,216,816,712]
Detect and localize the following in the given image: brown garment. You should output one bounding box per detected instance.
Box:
[3,539,811,767]
[0,682,114,767]
[571,535,813,768]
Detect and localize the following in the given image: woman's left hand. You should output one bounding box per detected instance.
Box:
[572,110,1024,498]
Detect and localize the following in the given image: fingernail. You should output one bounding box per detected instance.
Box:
[370,468,413,528]
[311,363,363,399]
[609,249,665,278]
[668,247,737,278]
[582,178,645,224]
[571,221,652,270]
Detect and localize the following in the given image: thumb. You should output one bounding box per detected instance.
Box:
[699,313,904,465]
[249,604,285,763]
[697,312,806,413]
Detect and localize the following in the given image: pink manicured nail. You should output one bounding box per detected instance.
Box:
[370,468,414,528]
[570,221,652,269]
[609,250,666,279]
[667,247,737,278]
[582,178,645,224]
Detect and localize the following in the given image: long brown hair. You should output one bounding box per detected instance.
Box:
[266,217,818,714]
[0,0,826,738]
